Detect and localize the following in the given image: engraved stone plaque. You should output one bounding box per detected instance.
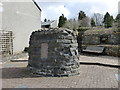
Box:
[41,43,48,59]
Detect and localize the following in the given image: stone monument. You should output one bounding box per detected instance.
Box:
[27,28,80,76]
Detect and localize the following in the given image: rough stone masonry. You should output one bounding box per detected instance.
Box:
[27,28,80,76]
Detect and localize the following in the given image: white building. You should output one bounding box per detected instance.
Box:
[118,1,120,14]
[41,20,58,28]
[0,0,41,55]
[0,2,2,29]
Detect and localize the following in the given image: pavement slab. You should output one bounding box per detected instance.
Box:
[1,54,119,88]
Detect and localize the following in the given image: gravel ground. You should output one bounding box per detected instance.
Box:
[1,54,119,88]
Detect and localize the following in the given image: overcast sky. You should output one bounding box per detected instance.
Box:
[36,0,119,21]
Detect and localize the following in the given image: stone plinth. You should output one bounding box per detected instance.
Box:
[27,28,80,76]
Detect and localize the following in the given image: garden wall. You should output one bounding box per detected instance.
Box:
[78,28,120,57]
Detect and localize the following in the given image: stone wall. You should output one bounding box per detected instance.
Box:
[82,45,120,57]
[28,28,80,76]
[77,29,120,56]
[104,45,120,57]
[82,33,120,45]
[109,33,120,44]
[82,35,100,45]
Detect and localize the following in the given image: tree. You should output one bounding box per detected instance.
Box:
[48,19,50,21]
[77,11,91,27]
[58,14,67,27]
[93,13,104,26]
[103,12,113,28]
[115,14,120,28]
[44,18,47,22]
[116,14,120,21]
[110,16,114,23]
[64,19,79,30]
[91,18,96,27]
[78,11,86,20]
[80,16,91,27]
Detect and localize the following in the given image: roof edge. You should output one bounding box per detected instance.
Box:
[32,0,42,11]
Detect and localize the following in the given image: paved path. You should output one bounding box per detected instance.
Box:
[80,54,119,66]
[1,54,119,88]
